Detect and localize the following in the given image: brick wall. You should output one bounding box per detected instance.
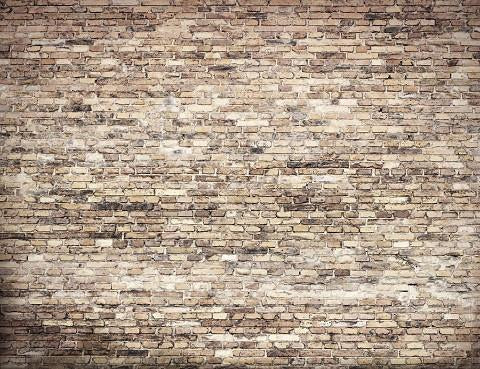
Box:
[1,1,479,368]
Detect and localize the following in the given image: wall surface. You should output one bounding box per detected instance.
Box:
[1,1,479,368]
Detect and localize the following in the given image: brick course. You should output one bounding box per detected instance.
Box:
[0,1,479,368]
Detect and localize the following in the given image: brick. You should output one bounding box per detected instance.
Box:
[0,2,478,369]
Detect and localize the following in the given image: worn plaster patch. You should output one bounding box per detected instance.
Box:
[2,173,37,197]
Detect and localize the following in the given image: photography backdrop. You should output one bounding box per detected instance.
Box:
[1,1,479,368]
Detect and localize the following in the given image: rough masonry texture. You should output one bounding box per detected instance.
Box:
[0,1,479,368]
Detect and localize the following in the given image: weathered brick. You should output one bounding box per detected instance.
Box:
[0,1,479,369]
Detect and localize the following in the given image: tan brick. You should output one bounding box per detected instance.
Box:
[0,2,477,368]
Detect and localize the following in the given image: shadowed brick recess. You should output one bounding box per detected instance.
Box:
[1,1,479,368]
